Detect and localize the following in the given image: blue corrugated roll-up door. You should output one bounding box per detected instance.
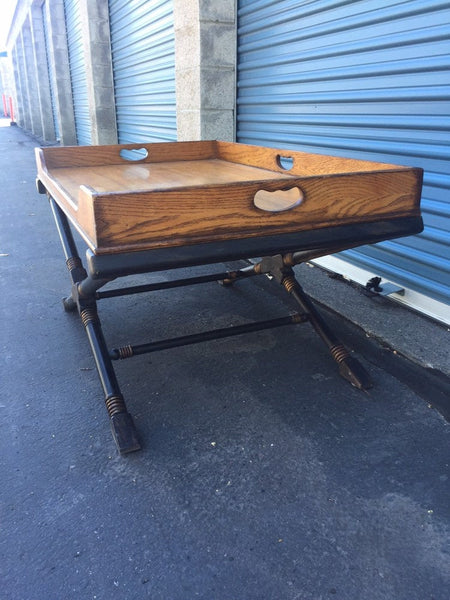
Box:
[108,0,177,143]
[237,0,450,323]
[63,0,92,145]
[42,1,60,140]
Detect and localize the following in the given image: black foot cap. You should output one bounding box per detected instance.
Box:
[110,412,141,454]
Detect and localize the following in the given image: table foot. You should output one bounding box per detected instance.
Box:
[81,308,141,453]
[331,345,373,390]
[274,266,373,391]
[63,296,77,312]
[110,412,141,454]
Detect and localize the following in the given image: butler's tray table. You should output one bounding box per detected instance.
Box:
[35,140,423,454]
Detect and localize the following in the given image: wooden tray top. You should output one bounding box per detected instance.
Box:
[35,140,422,254]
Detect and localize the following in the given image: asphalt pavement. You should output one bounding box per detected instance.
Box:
[1,119,449,600]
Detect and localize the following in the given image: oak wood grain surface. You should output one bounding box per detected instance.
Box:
[48,159,295,197]
[35,141,422,255]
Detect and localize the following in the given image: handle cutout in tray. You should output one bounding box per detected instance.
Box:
[254,186,304,212]
[277,155,294,170]
[120,148,149,162]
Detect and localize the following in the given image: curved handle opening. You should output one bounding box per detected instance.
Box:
[254,187,304,212]
[120,148,149,162]
[276,155,294,170]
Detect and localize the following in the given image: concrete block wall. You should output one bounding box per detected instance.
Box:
[7,0,118,145]
[21,18,43,137]
[79,0,117,145]
[7,0,77,143]
[11,41,27,129]
[174,0,236,141]
[16,31,32,131]
[30,3,55,141]
[6,0,29,129]
[42,0,77,145]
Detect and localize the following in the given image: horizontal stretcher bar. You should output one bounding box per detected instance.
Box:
[109,313,309,360]
[95,266,256,299]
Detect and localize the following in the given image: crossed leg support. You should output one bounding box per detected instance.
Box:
[50,197,371,455]
[50,198,141,453]
[254,254,372,391]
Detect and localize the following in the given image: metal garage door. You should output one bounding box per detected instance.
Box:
[237,0,450,321]
[109,0,177,143]
[63,0,91,145]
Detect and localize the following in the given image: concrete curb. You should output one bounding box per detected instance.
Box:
[293,262,450,378]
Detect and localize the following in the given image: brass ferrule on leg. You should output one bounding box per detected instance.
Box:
[282,275,298,294]
[105,394,127,417]
[80,307,98,328]
[220,270,238,286]
[66,256,83,272]
[283,253,295,267]
[117,345,134,359]
[290,312,308,324]
[330,344,351,364]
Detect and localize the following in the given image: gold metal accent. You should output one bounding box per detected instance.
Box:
[118,345,134,359]
[221,271,238,286]
[290,312,306,324]
[66,256,82,272]
[330,344,351,364]
[105,394,126,417]
[283,253,295,266]
[80,307,98,327]
[282,275,297,294]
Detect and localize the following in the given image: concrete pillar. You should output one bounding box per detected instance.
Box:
[43,0,77,146]
[79,0,117,145]
[30,3,56,142]
[15,33,32,131]
[21,17,43,137]
[11,45,25,126]
[174,0,236,141]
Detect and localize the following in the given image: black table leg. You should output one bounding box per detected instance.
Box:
[46,193,380,454]
[80,305,141,454]
[49,198,141,454]
[281,267,372,390]
[255,254,372,391]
